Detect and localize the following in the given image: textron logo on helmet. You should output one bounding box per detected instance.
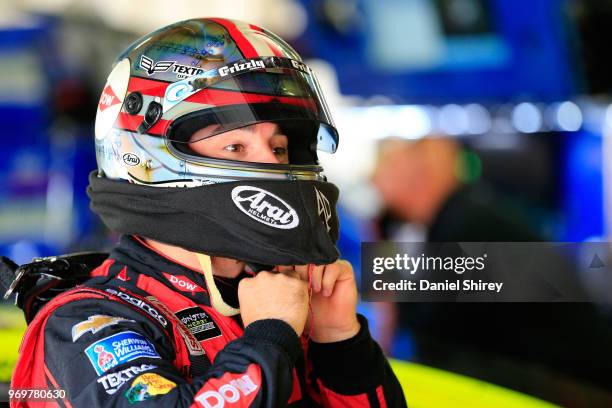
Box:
[231,186,299,229]
[139,55,205,79]
[218,60,266,77]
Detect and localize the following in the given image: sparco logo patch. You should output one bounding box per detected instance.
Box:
[231,186,299,229]
[105,288,168,327]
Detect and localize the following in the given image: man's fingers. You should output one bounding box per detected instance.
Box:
[312,265,324,292]
[321,264,341,297]
[274,265,307,281]
[293,265,309,281]
[273,264,349,293]
[295,265,325,291]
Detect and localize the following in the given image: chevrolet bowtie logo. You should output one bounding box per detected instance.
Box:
[72,315,134,342]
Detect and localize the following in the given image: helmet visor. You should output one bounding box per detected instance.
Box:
[164,57,339,154]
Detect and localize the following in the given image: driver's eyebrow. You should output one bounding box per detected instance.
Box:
[242,124,285,136]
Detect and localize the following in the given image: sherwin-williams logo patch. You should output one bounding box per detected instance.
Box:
[231,186,299,229]
[85,331,161,375]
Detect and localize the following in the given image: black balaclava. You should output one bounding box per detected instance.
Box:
[87,171,340,267]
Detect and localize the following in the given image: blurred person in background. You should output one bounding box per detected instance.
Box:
[7,18,405,407]
[371,136,612,398]
[372,137,538,242]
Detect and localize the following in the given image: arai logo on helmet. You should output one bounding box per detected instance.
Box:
[231,186,299,229]
[122,153,140,166]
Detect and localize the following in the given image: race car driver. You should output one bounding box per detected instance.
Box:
[10,18,407,407]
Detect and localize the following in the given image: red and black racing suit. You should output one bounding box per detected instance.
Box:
[11,235,406,407]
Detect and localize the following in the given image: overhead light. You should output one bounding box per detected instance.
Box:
[555,101,582,132]
[511,102,542,133]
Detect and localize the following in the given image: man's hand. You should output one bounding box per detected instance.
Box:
[279,261,360,343]
[238,271,309,336]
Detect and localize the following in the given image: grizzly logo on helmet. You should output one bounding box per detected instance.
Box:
[218,59,266,77]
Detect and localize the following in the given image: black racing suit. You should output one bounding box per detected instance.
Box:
[11,235,406,407]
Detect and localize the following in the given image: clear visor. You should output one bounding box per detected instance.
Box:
[164,57,339,155]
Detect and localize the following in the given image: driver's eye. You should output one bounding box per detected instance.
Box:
[223,144,244,153]
[273,146,288,156]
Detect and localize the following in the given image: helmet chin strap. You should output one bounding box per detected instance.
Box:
[196,253,240,316]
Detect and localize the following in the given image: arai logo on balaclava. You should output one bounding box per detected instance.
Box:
[231,186,299,229]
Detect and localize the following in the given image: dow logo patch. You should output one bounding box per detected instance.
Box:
[98,85,120,112]
[162,272,205,294]
[195,373,258,407]
[231,186,299,229]
[95,58,130,141]
[175,306,222,341]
